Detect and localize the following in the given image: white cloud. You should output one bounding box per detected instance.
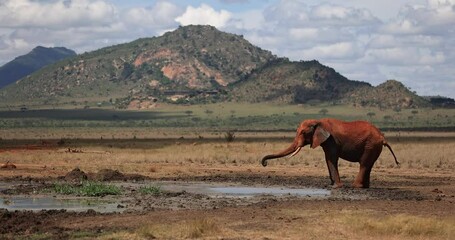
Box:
[365,48,414,64]
[301,42,360,59]
[263,0,309,25]
[233,0,454,97]
[289,28,319,40]
[122,1,182,38]
[382,0,455,35]
[124,1,182,28]
[0,0,183,64]
[368,34,443,48]
[313,5,351,19]
[218,0,249,3]
[311,4,379,26]
[175,4,232,28]
[0,0,117,29]
[421,0,455,26]
[229,10,265,30]
[362,47,445,65]
[419,50,445,64]
[381,19,423,34]
[0,0,453,98]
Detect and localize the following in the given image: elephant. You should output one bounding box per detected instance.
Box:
[261,118,399,188]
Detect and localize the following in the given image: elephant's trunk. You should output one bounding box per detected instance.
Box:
[261,142,301,167]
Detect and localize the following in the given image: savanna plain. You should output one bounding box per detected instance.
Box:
[0,104,454,239]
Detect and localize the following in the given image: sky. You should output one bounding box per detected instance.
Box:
[0,0,454,98]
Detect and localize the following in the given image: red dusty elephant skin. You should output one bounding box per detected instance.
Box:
[262,118,399,188]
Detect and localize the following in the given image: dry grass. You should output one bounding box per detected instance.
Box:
[101,217,221,239]
[97,232,144,240]
[1,131,454,180]
[277,210,455,240]
[95,210,455,240]
[2,130,454,240]
[184,218,220,238]
[339,211,455,239]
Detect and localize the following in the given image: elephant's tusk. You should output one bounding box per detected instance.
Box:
[290,147,302,157]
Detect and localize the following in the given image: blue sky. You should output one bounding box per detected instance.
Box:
[0,0,454,98]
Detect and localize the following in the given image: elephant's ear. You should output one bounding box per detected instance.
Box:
[311,124,330,149]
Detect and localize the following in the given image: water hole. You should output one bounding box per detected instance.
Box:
[0,181,342,213]
[0,196,122,213]
[156,182,331,198]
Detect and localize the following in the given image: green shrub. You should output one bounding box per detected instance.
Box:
[224,131,235,142]
[53,181,121,197]
[139,185,162,195]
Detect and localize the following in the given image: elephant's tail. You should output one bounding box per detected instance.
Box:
[383,141,400,166]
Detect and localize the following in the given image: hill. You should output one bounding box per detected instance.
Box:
[345,80,431,109]
[0,25,275,107]
[229,59,369,104]
[423,96,455,108]
[0,46,76,88]
[0,25,432,109]
[229,60,429,109]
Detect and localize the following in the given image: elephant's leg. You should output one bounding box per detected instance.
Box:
[363,167,373,188]
[322,141,342,188]
[324,153,342,188]
[353,147,381,188]
[325,159,335,185]
[353,164,372,188]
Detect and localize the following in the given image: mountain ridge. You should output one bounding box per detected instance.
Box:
[0,46,76,88]
[0,25,433,109]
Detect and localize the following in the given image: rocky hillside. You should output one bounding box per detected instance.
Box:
[0,46,76,88]
[0,25,432,109]
[229,60,429,109]
[229,59,370,103]
[0,25,275,105]
[345,80,432,109]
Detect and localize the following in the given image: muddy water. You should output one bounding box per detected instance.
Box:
[0,182,16,192]
[0,196,122,213]
[154,181,331,198]
[1,181,373,213]
[209,186,330,197]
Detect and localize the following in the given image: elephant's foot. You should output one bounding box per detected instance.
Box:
[352,182,369,188]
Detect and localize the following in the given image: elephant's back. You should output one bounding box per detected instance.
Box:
[336,120,384,144]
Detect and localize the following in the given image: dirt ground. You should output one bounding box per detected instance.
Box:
[0,135,454,239]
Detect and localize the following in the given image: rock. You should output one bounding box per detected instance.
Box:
[64,168,88,182]
[95,169,125,181]
[0,161,16,169]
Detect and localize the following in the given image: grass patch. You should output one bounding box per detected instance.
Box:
[131,218,220,239]
[342,212,455,238]
[138,185,162,195]
[69,231,102,239]
[1,103,454,130]
[14,233,53,240]
[97,231,144,240]
[184,218,220,238]
[53,181,121,197]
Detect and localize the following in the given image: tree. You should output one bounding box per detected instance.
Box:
[367,112,376,119]
[224,131,235,142]
[319,108,328,115]
[204,109,213,116]
[184,110,193,116]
